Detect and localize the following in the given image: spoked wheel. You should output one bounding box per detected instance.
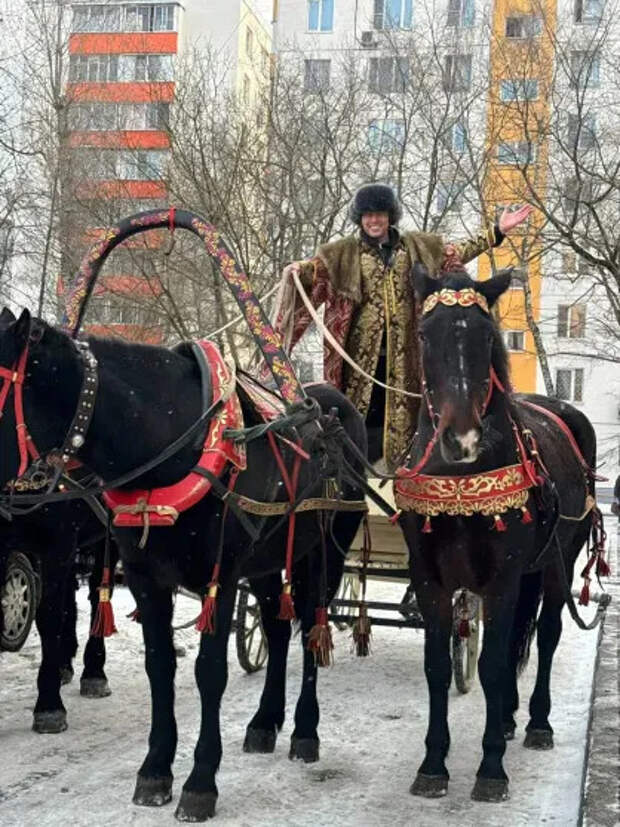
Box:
[1,552,39,652]
[331,573,361,631]
[235,583,268,674]
[452,591,482,695]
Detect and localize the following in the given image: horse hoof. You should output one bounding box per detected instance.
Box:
[243,727,276,754]
[60,666,74,686]
[132,775,173,807]
[504,725,516,741]
[410,773,449,798]
[289,736,320,763]
[175,790,217,822]
[80,677,112,698]
[471,777,509,802]
[32,710,68,734]
[524,729,554,750]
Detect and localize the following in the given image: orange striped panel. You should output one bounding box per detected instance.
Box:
[68,131,170,149]
[69,33,178,55]
[68,82,175,103]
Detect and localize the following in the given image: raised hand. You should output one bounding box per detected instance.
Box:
[498,204,533,234]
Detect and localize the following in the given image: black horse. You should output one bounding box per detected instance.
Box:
[397,265,602,802]
[0,308,366,822]
[0,501,116,732]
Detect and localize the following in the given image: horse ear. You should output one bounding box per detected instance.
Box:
[13,309,31,349]
[0,307,16,327]
[411,261,437,302]
[476,269,512,308]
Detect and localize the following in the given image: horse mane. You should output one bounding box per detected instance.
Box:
[435,271,512,394]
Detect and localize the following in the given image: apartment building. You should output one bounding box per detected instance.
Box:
[64,0,271,340]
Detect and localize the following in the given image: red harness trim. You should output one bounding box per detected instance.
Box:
[0,345,41,477]
[103,340,246,528]
[521,400,605,481]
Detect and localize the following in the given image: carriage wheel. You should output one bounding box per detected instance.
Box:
[452,592,481,695]
[235,585,268,674]
[331,573,361,631]
[1,552,39,653]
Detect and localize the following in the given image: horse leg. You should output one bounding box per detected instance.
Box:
[501,571,543,740]
[524,562,570,750]
[243,573,291,754]
[471,586,520,802]
[58,569,78,686]
[32,559,74,733]
[410,585,453,798]
[289,518,351,764]
[175,580,237,822]
[125,568,177,809]
[80,538,116,698]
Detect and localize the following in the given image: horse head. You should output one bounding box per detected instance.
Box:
[412,263,512,464]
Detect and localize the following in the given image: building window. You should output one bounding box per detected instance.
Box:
[243,75,251,106]
[246,27,253,56]
[367,119,405,153]
[574,0,602,23]
[72,5,121,33]
[500,79,539,101]
[124,4,175,32]
[556,368,584,402]
[374,0,414,29]
[567,112,596,150]
[562,250,576,271]
[497,140,537,165]
[450,122,466,153]
[557,304,586,338]
[563,176,594,212]
[120,150,167,180]
[447,0,475,28]
[505,15,542,38]
[369,57,409,94]
[308,0,334,31]
[118,54,174,82]
[443,55,472,92]
[509,266,527,287]
[436,181,464,213]
[304,59,331,93]
[504,330,525,351]
[570,51,600,88]
[69,54,119,83]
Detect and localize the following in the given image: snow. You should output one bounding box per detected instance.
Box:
[0,576,602,827]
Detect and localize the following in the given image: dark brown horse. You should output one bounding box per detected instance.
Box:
[397,265,604,802]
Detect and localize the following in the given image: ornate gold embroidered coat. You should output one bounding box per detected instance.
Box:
[274,226,501,469]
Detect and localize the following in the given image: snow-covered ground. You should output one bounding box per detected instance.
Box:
[0,563,607,827]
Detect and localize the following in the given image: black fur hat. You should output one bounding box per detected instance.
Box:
[349,183,402,226]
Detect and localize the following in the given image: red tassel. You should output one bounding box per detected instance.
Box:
[493,514,507,532]
[277,581,296,621]
[596,555,611,578]
[352,602,372,657]
[578,578,590,607]
[90,568,117,638]
[90,587,117,638]
[422,515,432,533]
[389,510,402,525]
[126,607,141,623]
[458,618,470,638]
[307,607,334,667]
[195,583,219,635]
[521,506,533,524]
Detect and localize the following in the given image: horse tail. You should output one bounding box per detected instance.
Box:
[514,570,544,675]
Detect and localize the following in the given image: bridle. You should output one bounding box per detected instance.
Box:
[412,287,519,477]
[0,327,99,494]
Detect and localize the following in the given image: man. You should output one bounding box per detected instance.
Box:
[275,183,531,470]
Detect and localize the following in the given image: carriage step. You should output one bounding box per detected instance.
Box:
[328,611,424,629]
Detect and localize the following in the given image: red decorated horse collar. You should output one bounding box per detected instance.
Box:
[394,463,535,533]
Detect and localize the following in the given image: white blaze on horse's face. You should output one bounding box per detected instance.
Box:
[453,429,480,463]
